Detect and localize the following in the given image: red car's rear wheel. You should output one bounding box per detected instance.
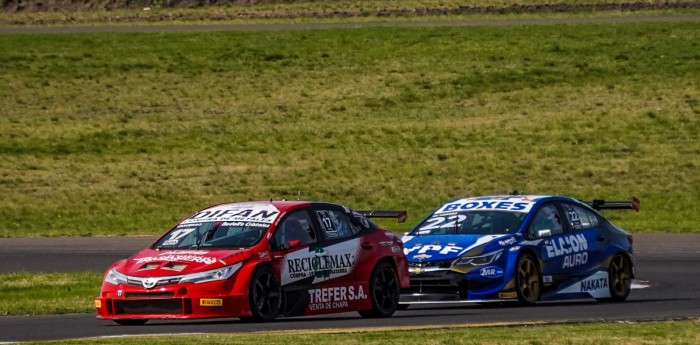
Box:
[359,262,399,318]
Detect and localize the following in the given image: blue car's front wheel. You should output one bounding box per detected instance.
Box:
[515,254,541,305]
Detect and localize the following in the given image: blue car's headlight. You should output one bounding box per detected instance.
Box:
[179,262,242,284]
[455,249,503,266]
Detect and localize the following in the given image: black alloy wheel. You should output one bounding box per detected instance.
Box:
[246,266,282,322]
[359,262,400,318]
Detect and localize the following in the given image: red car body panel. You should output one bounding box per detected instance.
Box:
[95,201,408,321]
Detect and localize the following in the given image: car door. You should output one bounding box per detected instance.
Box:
[270,208,321,315]
[530,203,570,277]
[305,204,366,312]
[559,202,605,277]
[310,205,363,283]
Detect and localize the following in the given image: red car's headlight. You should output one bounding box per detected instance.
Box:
[104,268,129,285]
[178,262,243,284]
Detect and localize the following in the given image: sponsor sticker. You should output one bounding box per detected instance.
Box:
[135,251,217,265]
[412,254,432,260]
[545,234,589,269]
[437,197,536,214]
[200,298,223,307]
[499,292,517,299]
[404,235,505,256]
[498,237,517,246]
[307,285,367,311]
[281,239,360,285]
[182,203,280,225]
[557,270,611,298]
[404,244,464,255]
[479,266,504,278]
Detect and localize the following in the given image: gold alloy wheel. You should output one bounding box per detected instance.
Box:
[516,255,540,304]
[609,254,632,300]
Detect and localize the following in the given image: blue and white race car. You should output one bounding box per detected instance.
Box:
[400,195,639,306]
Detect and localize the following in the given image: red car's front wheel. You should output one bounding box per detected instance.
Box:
[245,266,282,322]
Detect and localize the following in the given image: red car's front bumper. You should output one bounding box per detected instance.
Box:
[96,281,250,320]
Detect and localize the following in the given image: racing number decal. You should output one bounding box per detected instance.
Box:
[162,228,196,245]
[320,216,334,231]
[567,210,582,229]
[418,215,467,232]
[316,210,338,238]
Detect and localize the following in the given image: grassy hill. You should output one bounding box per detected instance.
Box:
[1,19,699,236]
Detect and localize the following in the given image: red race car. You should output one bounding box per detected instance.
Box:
[95,201,409,324]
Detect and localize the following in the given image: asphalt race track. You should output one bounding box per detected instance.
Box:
[0,233,698,342]
[1,14,699,35]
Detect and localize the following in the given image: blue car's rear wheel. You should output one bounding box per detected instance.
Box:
[601,253,632,302]
[515,254,541,305]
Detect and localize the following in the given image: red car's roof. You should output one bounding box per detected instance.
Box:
[201,200,314,213]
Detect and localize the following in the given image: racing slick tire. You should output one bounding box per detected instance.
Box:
[515,254,541,306]
[113,319,148,325]
[358,262,400,318]
[598,253,632,302]
[245,265,282,322]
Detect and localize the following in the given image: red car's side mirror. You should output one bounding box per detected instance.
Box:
[287,240,301,248]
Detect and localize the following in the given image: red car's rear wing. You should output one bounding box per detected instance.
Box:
[356,210,408,223]
[583,196,640,212]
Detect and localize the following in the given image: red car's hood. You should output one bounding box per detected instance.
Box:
[116,248,252,277]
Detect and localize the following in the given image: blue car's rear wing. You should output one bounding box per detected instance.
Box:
[356,210,408,223]
[583,196,640,212]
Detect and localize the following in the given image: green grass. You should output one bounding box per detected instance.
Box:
[26,319,700,344]
[0,272,102,315]
[1,21,699,236]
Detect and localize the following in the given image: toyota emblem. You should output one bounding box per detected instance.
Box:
[142,278,158,289]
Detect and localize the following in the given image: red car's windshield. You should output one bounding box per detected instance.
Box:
[153,221,270,250]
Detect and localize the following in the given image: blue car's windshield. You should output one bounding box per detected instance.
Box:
[412,211,526,236]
